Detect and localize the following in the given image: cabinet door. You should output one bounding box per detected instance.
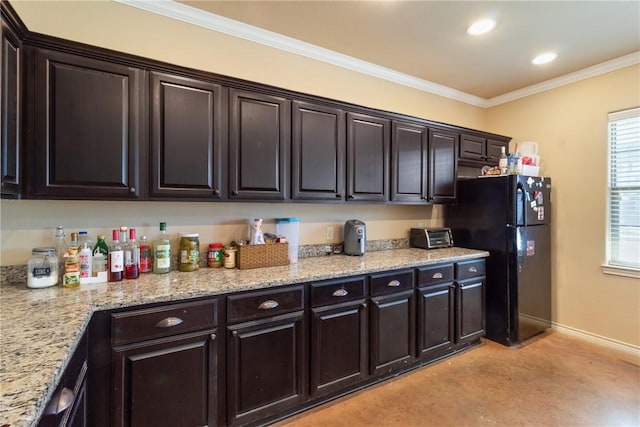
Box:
[456,277,485,345]
[310,300,367,398]
[292,101,345,201]
[369,289,415,376]
[229,89,290,200]
[346,112,390,202]
[112,330,217,427]
[226,311,306,426]
[418,283,455,360]
[428,128,457,202]
[1,19,21,198]
[391,121,428,203]
[150,72,226,199]
[33,48,144,199]
[459,134,486,161]
[486,139,508,163]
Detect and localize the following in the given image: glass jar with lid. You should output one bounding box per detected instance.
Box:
[27,247,59,288]
[179,233,200,272]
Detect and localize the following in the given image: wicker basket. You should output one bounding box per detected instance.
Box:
[236,243,289,270]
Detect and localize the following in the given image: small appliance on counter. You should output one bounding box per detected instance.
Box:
[343,220,366,256]
[410,228,454,249]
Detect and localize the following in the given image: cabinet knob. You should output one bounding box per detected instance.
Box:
[129,187,136,193]
[335,193,342,199]
[210,333,217,340]
[332,288,349,297]
[155,317,183,328]
[213,189,220,196]
[44,387,75,415]
[232,190,239,196]
[258,300,279,310]
[432,272,443,279]
[387,280,401,287]
[469,267,478,273]
[347,194,354,200]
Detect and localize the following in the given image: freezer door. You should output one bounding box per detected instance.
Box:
[513,225,551,342]
[513,176,552,226]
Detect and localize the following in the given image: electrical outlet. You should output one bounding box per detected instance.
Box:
[326,226,334,241]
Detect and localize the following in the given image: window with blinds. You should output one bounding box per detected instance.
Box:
[606,107,640,272]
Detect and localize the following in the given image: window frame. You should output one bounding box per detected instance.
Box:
[602,106,640,279]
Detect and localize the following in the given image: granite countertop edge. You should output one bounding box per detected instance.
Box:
[0,247,488,427]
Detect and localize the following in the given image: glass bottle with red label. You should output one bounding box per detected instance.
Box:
[108,229,124,282]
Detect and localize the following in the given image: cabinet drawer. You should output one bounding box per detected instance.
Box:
[227,286,304,323]
[456,259,486,280]
[417,264,454,287]
[310,276,366,307]
[112,299,218,346]
[369,269,414,297]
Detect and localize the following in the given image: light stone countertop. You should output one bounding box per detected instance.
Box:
[0,247,488,427]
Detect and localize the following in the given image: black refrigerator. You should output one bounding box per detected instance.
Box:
[445,175,552,346]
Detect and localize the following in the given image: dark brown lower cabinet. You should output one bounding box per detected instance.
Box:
[309,277,368,398]
[226,311,306,426]
[418,282,455,359]
[457,277,486,345]
[111,330,217,427]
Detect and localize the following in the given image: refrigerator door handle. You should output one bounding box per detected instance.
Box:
[516,182,526,226]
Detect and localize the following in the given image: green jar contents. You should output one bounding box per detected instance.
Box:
[208,243,224,268]
[179,233,200,272]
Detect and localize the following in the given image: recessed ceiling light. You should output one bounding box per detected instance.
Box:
[532,52,557,65]
[467,19,496,36]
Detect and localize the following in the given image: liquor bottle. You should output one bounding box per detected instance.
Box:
[125,228,140,279]
[63,247,80,288]
[108,229,124,282]
[78,232,93,280]
[153,222,171,274]
[139,235,152,273]
[93,235,109,274]
[499,146,508,175]
[70,232,79,249]
[53,226,69,285]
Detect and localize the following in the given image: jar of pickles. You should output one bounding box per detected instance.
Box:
[27,247,58,288]
[179,233,200,272]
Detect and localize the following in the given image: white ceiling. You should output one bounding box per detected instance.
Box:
[134,1,640,105]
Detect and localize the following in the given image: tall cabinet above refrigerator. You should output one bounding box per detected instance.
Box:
[445,175,552,346]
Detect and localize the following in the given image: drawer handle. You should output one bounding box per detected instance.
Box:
[469,267,478,273]
[259,300,279,310]
[332,288,349,297]
[155,317,184,328]
[387,280,401,287]
[44,387,74,415]
[432,272,443,279]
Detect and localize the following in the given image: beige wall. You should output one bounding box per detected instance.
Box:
[487,65,640,347]
[3,1,639,348]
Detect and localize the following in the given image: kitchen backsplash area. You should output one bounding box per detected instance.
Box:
[0,199,442,272]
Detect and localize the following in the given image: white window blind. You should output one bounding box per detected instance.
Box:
[607,107,640,272]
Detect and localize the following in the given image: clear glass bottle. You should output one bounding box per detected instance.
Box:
[108,229,124,282]
[53,226,68,285]
[139,235,152,273]
[499,146,508,175]
[93,235,109,274]
[153,222,171,274]
[125,228,140,279]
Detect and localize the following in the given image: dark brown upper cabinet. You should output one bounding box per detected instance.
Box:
[228,89,290,201]
[391,121,429,203]
[459,133,508,166]
[346,112,390,202]
[149,72,226,200]
[428,128,458,203]
[32,48,145,200]
[1,16,22,198]
[292,101,345,201]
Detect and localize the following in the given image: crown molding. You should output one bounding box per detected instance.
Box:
[113,0,489,107]
[114,0,638,110]
[487,52,640,107]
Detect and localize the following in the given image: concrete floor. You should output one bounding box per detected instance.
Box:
[275,332,640,427]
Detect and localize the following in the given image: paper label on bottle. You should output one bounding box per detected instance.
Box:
[124,250,133,266]
[110,250,124,272]
[156,245,171,269]
[78,253,91,278]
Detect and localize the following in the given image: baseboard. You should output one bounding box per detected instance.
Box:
[551,322,640,358]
